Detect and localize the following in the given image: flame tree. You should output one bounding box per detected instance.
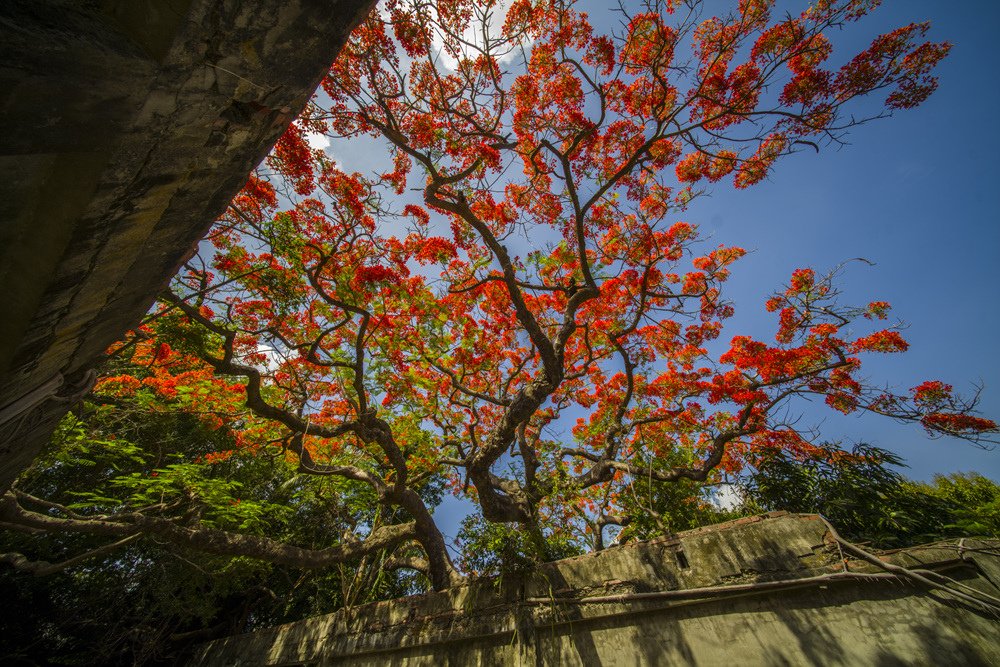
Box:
[3,0,994,592]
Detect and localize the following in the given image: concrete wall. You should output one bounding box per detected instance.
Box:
[0,0,374,490]
[189,513,1000,667]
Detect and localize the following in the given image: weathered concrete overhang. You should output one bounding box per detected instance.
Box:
[0,0,373,489]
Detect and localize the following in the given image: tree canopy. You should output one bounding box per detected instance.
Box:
[2,0,996,602]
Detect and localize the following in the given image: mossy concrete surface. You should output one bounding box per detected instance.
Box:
[0,0,374,490]
[189,513,1000,667]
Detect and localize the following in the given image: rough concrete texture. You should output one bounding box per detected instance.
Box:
[189,513,1000,666]
[0,0,374,490]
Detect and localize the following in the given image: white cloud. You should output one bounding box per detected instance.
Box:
[710,483,743,511]
[432,0,528,72]
[240,343,284,374]
[377,0,529,73]
[305,131,331,152]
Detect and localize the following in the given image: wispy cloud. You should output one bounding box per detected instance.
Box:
[305,131,331,152]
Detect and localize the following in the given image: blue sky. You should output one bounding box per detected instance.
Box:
[680,0,1000,483]
[314,0,1000,544]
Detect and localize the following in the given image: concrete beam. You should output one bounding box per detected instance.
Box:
[0,0,374,489]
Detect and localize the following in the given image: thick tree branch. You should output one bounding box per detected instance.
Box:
[1,534,142,576]
[0,492,417,571]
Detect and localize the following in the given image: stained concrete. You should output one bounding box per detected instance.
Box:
[0,0,374,490]
[189,513,1000,666]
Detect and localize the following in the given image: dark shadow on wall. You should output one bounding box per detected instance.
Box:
[873,616,997,667]
[187,518,1000,666]
[521,531,997,666]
